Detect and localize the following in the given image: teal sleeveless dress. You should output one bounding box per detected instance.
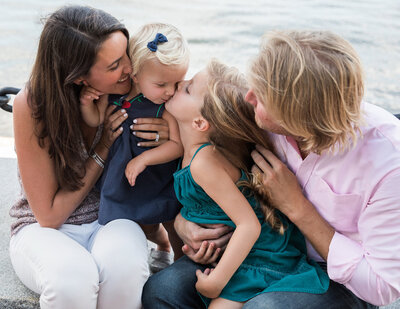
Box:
[173,144,329,305]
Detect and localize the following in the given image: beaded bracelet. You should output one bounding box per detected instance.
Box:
[91,150,105,169]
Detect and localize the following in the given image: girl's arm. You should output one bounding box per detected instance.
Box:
[125,110,183,186]
[79,86,108,127]
[14,90,126,228]
[190,150,262,299]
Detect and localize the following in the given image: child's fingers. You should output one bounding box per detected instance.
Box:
[187,241,209,264]
[202,242,215,260]
[195,269,203,279]
[82,94,99,101]
[83,86,104,96]
[80,87,103,102]
[201,243,220,265]
[206,247,221,265]
[195,241,208,259]
[182,244,196,257]
[125,170,133,186]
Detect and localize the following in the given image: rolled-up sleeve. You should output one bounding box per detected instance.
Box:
[327,170,400,306]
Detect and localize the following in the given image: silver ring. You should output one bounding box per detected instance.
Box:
[155,133,160,142]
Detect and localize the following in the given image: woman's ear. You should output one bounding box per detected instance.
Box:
[73,78,88,86]
[192,117,210,132]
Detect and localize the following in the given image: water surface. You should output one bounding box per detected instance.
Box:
[1,0,399,137]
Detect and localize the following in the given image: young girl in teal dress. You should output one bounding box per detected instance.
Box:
[165,59,329,308]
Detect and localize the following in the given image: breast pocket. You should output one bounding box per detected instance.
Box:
[306,176,363,234]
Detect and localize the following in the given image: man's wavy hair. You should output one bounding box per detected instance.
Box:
[248,30,364,154]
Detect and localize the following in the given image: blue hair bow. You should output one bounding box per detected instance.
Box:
[147,33,168,52]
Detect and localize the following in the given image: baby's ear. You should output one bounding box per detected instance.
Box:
[192,117,210,132]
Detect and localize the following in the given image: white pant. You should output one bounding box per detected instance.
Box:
[9,219,150,309]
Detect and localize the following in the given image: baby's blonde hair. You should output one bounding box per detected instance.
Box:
[202,59,285,233]
[129,23,189,75]
[248,30,364,154]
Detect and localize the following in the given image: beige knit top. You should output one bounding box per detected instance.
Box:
[9,127,102,236]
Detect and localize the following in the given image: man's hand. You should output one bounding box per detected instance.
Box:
[174,213,233,264]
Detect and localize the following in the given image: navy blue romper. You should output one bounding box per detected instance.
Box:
[97,93,181,225]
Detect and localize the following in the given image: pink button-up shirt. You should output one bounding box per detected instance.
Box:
[269,102,400,306]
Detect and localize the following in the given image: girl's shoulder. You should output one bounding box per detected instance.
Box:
[190,145,240,183]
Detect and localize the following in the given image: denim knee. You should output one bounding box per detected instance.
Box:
[142,256,206,309]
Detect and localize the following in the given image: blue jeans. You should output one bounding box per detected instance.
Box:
[142,256,378,309]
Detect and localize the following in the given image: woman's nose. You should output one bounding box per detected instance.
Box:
[122,54,132,74]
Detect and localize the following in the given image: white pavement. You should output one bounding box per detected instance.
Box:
[0,138,40,307]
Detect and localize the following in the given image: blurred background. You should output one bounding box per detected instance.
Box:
[1,0,399,139]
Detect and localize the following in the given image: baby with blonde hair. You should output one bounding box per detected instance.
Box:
[80,23,190,265]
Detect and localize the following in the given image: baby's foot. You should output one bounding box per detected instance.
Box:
[148,248,173,274]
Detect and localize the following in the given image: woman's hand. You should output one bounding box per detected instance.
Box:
[174,213,233,264]
[99,105,127,149]
[131,117,169,147]
[251,145,307,221]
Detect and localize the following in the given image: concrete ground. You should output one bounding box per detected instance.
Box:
[1,136,399,309]
[0,138,40,308]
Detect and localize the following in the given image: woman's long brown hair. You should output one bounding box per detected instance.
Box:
[28,6,128,190]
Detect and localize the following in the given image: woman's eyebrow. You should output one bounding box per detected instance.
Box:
[107,57,122,69]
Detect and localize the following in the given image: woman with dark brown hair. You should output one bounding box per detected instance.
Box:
[9,5,169,309]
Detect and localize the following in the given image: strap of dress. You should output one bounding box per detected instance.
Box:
[189,143,212,164]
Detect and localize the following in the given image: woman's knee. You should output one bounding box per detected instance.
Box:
[40,260,99,309]
[92,219,150,288]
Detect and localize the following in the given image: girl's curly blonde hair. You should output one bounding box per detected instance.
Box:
[202,59,286,234]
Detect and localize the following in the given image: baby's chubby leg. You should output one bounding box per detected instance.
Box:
[141,223,171,252]
[163,220,184,260]
[209,297,243,309]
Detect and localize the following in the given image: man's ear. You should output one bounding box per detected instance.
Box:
[192,117,210,132]
[73,78,88,86]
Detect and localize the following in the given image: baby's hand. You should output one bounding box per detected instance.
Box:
[79,86,104,106]
[125,157,147,186]
[195,268,223,299]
